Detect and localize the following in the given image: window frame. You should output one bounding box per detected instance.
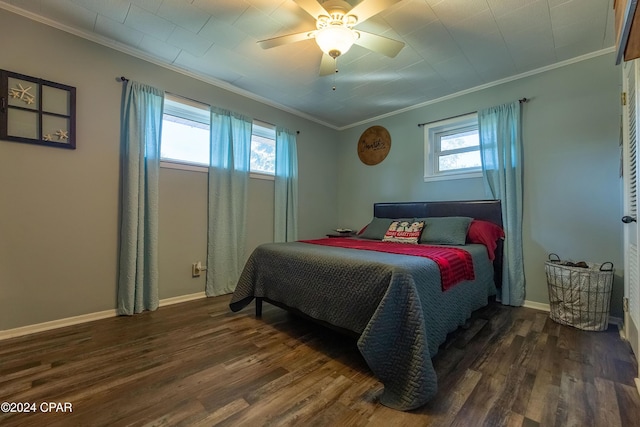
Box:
[158,95,277,181]
[423,113,483,182]
[160,93,211,168]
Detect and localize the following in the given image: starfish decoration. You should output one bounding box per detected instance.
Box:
[9,89,20,99]
[55,129,69,141]
[13,83,33,101]
[43,134,53,141]
[24,95,35,105]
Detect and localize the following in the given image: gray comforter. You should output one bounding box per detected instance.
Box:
[229,241,496,410]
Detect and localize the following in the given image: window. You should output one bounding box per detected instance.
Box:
[161,94,210,166]
[159,95,276,178]
[424,113,482,181]
[250,120,276,176]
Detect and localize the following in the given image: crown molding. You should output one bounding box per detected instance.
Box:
[0,3,616,131]
[0,2,338,130]
[339,47,616,131]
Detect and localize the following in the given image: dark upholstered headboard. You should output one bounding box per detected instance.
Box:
[374,200,502,226]
[373,200,503,289]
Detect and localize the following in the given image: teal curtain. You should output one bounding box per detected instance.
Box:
[274,127,298,242]
[206,107,252,296]
[479,101,525,306]
[117,81,164,315]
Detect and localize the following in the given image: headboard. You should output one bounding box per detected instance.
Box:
[373,200,503,289]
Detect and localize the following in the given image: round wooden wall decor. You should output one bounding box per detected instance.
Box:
[357,125,391,165]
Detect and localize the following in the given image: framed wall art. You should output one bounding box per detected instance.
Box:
[0,69,76,149]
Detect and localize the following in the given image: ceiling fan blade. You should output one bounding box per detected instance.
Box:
[347,0,401,24]
[354,30,405,57]
[319,53,336,76]
[257,31,315,49]
[294,0,329,19]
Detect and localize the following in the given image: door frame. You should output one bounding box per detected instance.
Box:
[621,59,640,394]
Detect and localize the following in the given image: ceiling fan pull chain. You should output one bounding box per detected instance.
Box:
[332,56,338,91]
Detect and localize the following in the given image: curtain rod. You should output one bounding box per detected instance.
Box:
[117,76,300,134]
[417,97,529,128]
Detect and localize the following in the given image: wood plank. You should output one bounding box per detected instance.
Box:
[593,377,622,427]
[615,382,640,427]
[0,297,639,426]
[188,399,250,427]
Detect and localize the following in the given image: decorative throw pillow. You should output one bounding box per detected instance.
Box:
[382,220,425,244]
[418,216,473,245]
[467,219,505,260]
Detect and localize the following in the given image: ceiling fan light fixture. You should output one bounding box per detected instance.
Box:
[315,25,356,58]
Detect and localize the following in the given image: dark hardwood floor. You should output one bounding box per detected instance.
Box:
[1,296,639,426]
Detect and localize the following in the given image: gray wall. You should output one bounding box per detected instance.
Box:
[0,8,625,331]
[0,10,340,330]
[336,53,624,316]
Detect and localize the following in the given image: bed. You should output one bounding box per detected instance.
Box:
[229,200,503,411]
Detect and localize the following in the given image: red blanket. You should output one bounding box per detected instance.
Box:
[299,238,475,291]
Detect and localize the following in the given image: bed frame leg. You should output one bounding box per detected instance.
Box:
[255,297,263,317]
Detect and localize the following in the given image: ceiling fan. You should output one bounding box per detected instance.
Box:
[257,0,406,76]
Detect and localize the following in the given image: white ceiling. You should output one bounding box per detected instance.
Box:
[1,0,616,128]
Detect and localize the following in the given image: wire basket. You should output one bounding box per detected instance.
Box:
[545,253,614,331]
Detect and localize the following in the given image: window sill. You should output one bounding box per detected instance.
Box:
[160,161,275,181]
[160,160,208,173]
[250,172,275,181]
[424,171,483,182]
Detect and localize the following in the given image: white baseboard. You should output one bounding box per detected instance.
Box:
[620,327,628,341]
[523,300,550,312]
[158,291,206,307]
[609,316,624,327]
[0,309,118,341]
[0,291,207,341]
[523,300,623,329]
[1,293,622,341]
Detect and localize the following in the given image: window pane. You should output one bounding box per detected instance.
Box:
[440,129,479,151]
[424,112,480,180]
[161,115,210,165]
[164,95,209,125]
[7,109,39,139]
[438,150,481,171]
[250,134,275,174]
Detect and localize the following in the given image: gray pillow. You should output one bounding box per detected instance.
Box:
[418,216,473,245]
[359,217,393,240]
[359,217,412,240]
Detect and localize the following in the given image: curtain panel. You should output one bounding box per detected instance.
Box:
[117,81,164,315]
[479,101,526,306]
[274,127,299,242]
[206,107,252,296]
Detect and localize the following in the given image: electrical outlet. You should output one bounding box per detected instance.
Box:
[192,261,207,277]
[192,262,201,277]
